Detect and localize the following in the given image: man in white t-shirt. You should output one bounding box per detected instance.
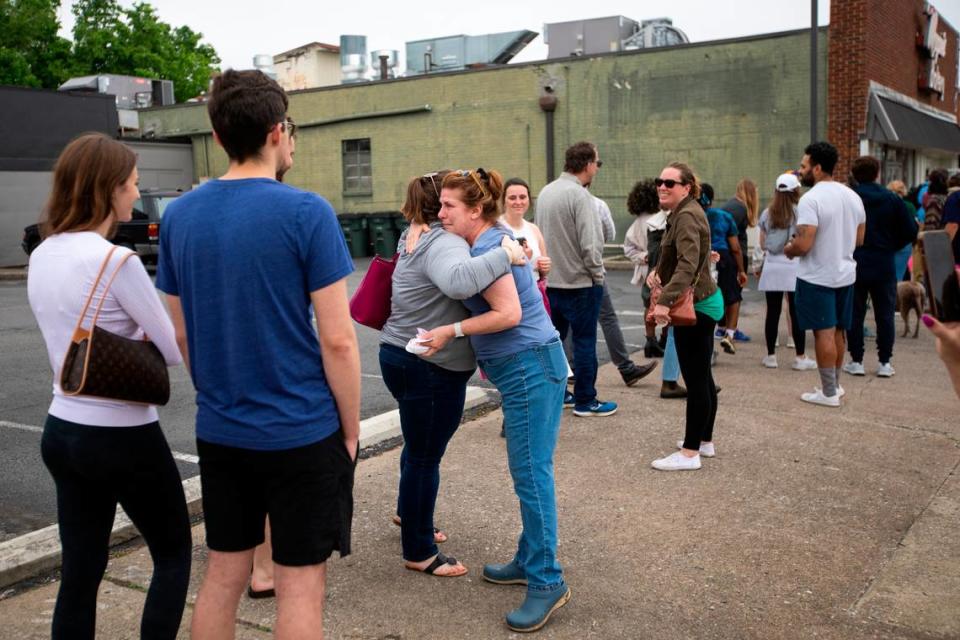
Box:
[784,142,866,407]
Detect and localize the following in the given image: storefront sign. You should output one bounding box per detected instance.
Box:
[920,4,947,98]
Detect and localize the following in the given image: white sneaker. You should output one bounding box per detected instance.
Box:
[837,385,846,397]
[800,388,840,407]
[652,451,701,471]
[775,337,780,347]
[786,337,796,349]
[762,355,778,368]
[676,441,716,457]
[842,361,865,376]
[792,356,818,371]
[877,362,895,377]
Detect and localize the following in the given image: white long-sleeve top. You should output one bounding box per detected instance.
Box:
[623,214,651,285]
[27,231,182,427]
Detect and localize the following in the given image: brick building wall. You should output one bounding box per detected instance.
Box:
[828,0,960,177]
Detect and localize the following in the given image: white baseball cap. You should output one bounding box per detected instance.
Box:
[776,173,801,192]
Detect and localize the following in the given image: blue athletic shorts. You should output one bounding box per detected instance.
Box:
[795,279,854,331]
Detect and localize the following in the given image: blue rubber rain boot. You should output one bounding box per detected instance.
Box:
[505,585,571,633]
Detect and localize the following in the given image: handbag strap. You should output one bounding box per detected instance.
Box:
[70,246,137,337]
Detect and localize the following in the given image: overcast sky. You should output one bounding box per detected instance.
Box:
[57,0,960,74]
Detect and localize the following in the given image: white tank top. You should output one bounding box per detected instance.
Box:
[504,218,542,280]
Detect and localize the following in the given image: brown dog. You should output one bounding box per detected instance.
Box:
[896,281,925,338]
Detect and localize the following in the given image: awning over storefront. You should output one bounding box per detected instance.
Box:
[866,94,960,153]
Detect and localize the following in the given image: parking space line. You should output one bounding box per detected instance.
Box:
[0,419,199,464]
[0,421,42,433]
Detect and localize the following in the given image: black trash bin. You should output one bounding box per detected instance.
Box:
[337,214,369,259]
[369,213,401,258]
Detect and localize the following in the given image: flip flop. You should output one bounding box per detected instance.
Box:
[405,552,467,577]
[391,515,448,543]
[247,585,275,599]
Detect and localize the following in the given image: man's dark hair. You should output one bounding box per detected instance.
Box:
[928,168,949,195]
[627,179,659,215]
[563,141,597,174]
[207,69,289,163]
[948,173,960,189]
[804,141,839,175]
[850,155,880,184]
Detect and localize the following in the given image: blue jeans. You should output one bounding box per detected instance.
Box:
[379,343,474,562]
[547,285,604,407]
[662,327,680,383]
[480,339,566,592]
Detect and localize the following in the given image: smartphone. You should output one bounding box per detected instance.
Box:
[921,230,960,322]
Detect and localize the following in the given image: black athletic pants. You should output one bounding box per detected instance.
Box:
[673,312,719,450]
[764,292,806,356]
[41,415,192,640]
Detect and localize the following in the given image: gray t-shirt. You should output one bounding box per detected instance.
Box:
[380,222,512,371]
[758,208,796,255]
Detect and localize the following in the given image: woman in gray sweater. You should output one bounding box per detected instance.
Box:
[379,171,525,577]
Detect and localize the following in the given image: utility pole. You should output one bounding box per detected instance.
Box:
[810,0,818,143]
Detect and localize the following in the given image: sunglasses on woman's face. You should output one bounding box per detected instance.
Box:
[655,178,685,189]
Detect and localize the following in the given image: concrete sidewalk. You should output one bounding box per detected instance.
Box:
[0,306,957,639]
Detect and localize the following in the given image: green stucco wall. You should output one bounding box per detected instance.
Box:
[140,29,828,242]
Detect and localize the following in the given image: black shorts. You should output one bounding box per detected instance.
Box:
[715,249,743,307]
[197,431,355,566]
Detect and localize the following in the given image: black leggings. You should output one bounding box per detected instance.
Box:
[673,312,719,449]
[764,292,806,356]
[41,415,192,640]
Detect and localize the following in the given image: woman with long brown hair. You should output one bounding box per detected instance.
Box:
[758,174,816,370]
[718,178,759,344]
[27,133,191,639]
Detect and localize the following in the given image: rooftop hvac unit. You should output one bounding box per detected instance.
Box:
[405,30,537,75]
[253,54,277,79]
[544,16,688,58]
[623,18,690,50]
[58,74,175,108]
[371,49,399,80]
[341,35,369,83]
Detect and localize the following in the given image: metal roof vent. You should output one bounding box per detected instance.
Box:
[341,35,369,84]
[253,54,277,79]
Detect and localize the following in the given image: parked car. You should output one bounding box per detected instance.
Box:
[21,189,183,263]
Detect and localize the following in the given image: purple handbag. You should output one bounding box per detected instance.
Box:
[349,253,398,330]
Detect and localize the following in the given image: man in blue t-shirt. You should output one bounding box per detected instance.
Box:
[156,69,360,636]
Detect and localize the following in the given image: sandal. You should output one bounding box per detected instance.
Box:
[247,585,275,599]
[405,552,467,577]
[391,515,448,543]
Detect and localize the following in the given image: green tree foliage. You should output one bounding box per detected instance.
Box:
[71,0,220,102]
[1,0,219,102]
[0,0,75,88]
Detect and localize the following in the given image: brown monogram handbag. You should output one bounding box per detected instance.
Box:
[60,247,170,405]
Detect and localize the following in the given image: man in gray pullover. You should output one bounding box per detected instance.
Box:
[536,141,618,417]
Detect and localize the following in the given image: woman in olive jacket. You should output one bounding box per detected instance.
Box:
[647,162,725,471]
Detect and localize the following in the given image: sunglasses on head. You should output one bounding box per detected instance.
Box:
[654,178,685,189]
[421,171,441,197]
[454,168,489,196]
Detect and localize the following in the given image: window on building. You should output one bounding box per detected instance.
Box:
[342,138,372,195]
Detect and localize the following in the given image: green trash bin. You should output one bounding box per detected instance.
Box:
[369,213,400,258]
[337,214,369,259]
[393,213,409,235]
